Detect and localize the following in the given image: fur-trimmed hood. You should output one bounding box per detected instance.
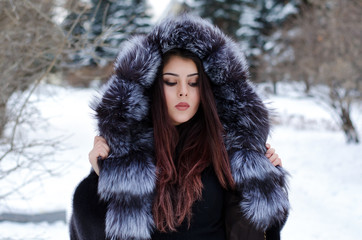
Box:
[92,14,289,240]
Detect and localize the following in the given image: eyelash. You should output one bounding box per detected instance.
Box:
[163,80,199,87]
[163,81,177,86]
[189,82,199,87]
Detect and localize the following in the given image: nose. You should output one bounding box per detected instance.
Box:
[178,82,188,97]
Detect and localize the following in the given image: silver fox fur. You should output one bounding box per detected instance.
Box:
[90,14,289,240]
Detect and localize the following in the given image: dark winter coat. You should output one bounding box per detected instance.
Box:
[70,15,289,240]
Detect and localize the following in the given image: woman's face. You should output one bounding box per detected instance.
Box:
[162,55,200,125]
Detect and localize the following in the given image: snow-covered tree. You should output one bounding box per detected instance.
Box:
[192,0,244,41]
[189,0,299,83]
[63,0,153,67]
[240,0,299,78]
[121,0,153,36]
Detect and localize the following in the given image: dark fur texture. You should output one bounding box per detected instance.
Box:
[71,14,289,240]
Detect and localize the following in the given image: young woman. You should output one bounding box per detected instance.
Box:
[70,15,289,240]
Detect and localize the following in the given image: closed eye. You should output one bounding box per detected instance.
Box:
[189,81,199,87]
[163,81,177,86]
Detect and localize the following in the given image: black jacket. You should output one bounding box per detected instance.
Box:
[70,171,283,240]
[70,14,289,240]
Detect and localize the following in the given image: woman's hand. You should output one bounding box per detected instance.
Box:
[89,136,110,175]
[265,143,282,167]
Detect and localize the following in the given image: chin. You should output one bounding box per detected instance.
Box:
[171,116,193,126]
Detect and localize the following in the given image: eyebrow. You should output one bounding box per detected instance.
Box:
[162,73,199,77]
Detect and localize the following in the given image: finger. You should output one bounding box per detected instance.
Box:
[98,136,107,143]
[95,140,109,153]
[89,147,105,162]
[98,150,108,159]
[103,143,110,153]
[94,136,103,146]
[96,144,110,156]
[97,142,109,156]
[94,140,107,150]
[270,153,279,162]
[272,157,282,167]
[94,142,104,150]
[265,148,275,158]
[265,143,271,149]
[94,135,107,145]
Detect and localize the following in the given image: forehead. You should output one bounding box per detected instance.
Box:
[162,55,197,74]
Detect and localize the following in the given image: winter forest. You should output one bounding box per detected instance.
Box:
[0,0,361,239]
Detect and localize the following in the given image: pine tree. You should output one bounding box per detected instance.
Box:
[123,0,153,35]
[241,0,299,57]
[63,0,153,67]
[190,0,299,54]
[192,0,244,41]
[62,12,87,37]
[237,0,300,84]
[104,0,152,59]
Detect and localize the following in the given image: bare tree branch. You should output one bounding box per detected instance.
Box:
[0,0,86,200]
[279,0,361,143]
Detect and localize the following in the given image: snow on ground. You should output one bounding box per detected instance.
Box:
[1,85,95,216]
[0,83,361,239]
[270,128,362,239]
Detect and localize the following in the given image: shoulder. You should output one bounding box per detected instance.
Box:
[73,171,99,201]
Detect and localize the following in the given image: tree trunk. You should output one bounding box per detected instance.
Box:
[304,81,311,95]
[302,74,311,95]
[341,107,359,143]
[0,103,7,138]
[272,79,277,95]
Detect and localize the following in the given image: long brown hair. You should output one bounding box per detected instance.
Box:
[151,48,235,232]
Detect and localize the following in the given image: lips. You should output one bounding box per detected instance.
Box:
[175,102,190,111]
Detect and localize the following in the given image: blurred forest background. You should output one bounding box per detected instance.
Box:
[0,0,361,231]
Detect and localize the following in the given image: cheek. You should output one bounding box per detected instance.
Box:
[163,86,174,108]
[193,89,201,107]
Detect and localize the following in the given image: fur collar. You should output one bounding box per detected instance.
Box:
[92,14,289,240]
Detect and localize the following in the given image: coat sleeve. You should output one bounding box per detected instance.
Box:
[69,171,108,240]
[224,190,283,240]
